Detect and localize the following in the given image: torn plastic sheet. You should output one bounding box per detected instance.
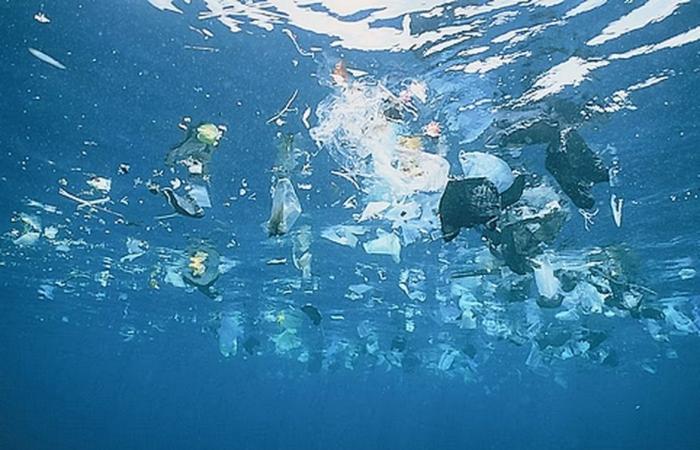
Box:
[268,178,302,236]
[87,176,112,193]
[359,201,390,222]
[320,225,367,248]
[534,257,560,299]
[363,229,401,263]
[438,348,459,371]
[187,184,212,208]
[13,213,42,247]
[458,151,514,193]
[399,268,427,302]
[272,329,302,354]
[664,304,699,335]
[346,283,373,301]
[373,148,450,197]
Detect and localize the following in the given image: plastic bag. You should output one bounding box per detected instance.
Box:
[267,178,302,236]
[218,313,244,357]
[459,151,514,193]
[534,257,560,300]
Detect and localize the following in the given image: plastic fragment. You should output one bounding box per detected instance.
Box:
[459,151,514,193]
[218,314,244,357]
[359,201,390,222]
[610,194,623,227]
[87,176,112,193]
[321,225,367,248]
[534,257,560,300]
[268,178,302,236]
[363,229,401,263]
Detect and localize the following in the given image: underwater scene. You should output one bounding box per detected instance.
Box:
[2,1,700,449]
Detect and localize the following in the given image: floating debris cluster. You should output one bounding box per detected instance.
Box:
[2,58,698,385]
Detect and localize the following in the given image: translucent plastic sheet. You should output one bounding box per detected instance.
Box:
[268,178,302,236]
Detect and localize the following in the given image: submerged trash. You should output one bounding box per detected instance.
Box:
[87,176,112,194]
[182,245,221,299]
[439,178,501,242]
[160,187,205,219]
[459,152,515,194]
[268,178,302,236]
[12,213,42,247]
[320,225,367,248]
[485,184,567,274]
[301,304,322,326]
[28,47,66,70]
[363,229,401,263]
[218,313,244,357]
[166,122,224,177]
[545,129,609,210]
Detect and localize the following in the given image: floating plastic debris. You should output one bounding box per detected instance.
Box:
[268,178,302,236]
[534,257,560,300]
[363,229,401,263]
[610,194,623,227]
[33,12,50,23]
[458,151,514,194]
[161,188,204,219]
[359,201,391,222]
[87,176,112,193]
[301,304,322,326]
[28,47,66,69]
[320,225,367,248]
[218,314,244,357]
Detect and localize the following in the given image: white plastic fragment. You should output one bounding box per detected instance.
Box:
[534,257,560,299]
[38,284,55,300]
[610,194,623,227]
[678,268,696,280]
[555,309,580,321]
[301,106,312,128]
[272,329,302,354]
[320,225,367,248]
[664,305,699,334]
[407,80,428,103]
[13,213,42,247]
[187,184,211,208]
[346,283,373,301]
[363,229,401,263]
[87,176,112,193]
[34,12,51,23]
[28,47,66,70]
[359,201,390,222]
[43,226,58,240]
[458,151,514,193]
[164,266,186,288]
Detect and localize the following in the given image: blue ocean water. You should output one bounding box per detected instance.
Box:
[1,1,700,449]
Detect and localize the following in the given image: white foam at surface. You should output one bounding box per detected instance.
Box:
[455,51,531,74]
[564,0,607,19]
[518,57,609,104]
[148,0,183,13]
[587,0,690,46]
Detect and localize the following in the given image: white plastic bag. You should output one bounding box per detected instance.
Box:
[267,178,302,236]
[459,151,514,193]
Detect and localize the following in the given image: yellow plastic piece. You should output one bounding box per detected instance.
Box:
[196,123,222,146]
[188,251,209,277]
